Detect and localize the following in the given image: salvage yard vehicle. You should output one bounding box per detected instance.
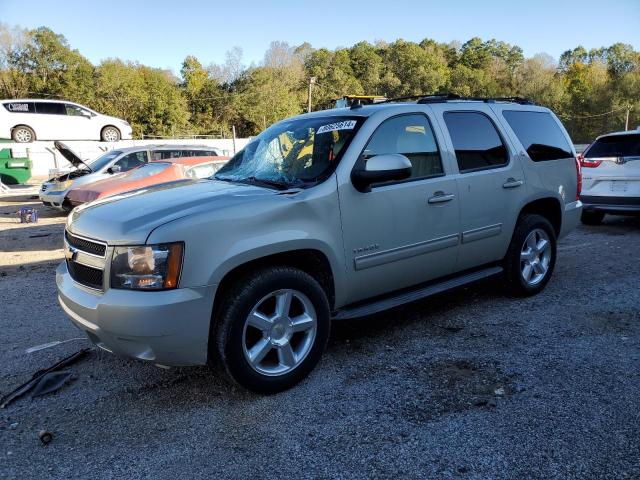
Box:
[65,156,229,207]
[57,94,582,393]
[40,143,224,211]
[579,128,640,224]
[0,99,133,142]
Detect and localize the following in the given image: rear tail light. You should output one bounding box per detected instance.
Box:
[575,155,582,199]
[579,154,602,168]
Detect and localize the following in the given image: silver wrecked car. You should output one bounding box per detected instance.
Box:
[57,95,582,392]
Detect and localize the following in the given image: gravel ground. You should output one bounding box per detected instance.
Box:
[1,191,639,479]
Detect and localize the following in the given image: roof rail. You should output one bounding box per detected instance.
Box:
[382,93,536,106]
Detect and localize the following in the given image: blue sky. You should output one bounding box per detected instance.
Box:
[1,0,639,72]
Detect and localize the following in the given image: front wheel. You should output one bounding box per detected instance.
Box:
[101,126,120,142]
[504,214,557,296]
[214,267,330,393]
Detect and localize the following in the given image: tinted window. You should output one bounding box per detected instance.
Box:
[3,102,35,113]
[362,114,443,182]
[151,150,183,160]
[444,112,508,172]
[585,134,640,158]
[503,111,573,161]
[65,104,92,117]
[35,102,67,115]
[185,149,219,157]
[114,151,148,171]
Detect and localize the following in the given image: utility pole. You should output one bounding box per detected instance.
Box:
[308,76,317,113]
[625,106,630,131]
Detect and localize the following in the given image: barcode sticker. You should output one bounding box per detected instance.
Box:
[316,120,357,134]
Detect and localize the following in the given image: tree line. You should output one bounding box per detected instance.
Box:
[1,24,638,143]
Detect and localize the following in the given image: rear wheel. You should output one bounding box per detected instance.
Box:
[11,125,35,143]
[214,267,330,393]
[504,214,557,296]
[581,210,605,225]
[101,126,120,142]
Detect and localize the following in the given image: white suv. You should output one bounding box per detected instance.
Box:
[0,99,133,142]
[579,129,640,224]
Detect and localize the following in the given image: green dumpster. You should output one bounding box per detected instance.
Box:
[0,149,32,185]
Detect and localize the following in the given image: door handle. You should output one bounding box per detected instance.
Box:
[502,178,524,189]
[428,191,455,204]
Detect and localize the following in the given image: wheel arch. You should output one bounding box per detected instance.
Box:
[517,196,562,237]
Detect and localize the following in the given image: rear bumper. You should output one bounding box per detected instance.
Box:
[580,195,640,214]
[56,262,216,366]
[559,200,582,239]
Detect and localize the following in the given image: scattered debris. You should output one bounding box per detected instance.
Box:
[18,207,38,223]
[25,337,86,354]
[31,372,75,398]
[38,430,53,445]
[494,387,505,396]
[9,422,18,429]
[0,348,91,409]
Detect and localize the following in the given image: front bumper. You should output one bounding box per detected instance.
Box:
[580,195,640,214]
[40,189,68,210]
[56,262,216,366]
[559,199,582,239]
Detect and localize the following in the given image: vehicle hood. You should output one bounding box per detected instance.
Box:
[54,141,92,171]
[67,180,278,244]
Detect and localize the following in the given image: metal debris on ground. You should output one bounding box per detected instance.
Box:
[18,207,38,223]
[0,348,91,409]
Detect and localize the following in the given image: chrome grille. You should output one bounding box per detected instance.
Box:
[67,261,104,290]
[65,231,106,257]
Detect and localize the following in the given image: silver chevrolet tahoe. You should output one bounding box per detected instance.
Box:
[57,95,582,392]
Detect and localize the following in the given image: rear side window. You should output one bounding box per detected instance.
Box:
[444,112,508,172]
[151,150,183,160]
[114,151,148,171]
[362,114,444,182]
[585,134,640,158]
[35,102,67,115]
[3,102,35,113]
[503,111,573,161]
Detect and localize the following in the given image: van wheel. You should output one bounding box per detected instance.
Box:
[214,267,330,393]
[580,210,605,225]
[12,125,35,143]
[504,214,557,297]
[101,126,120,142]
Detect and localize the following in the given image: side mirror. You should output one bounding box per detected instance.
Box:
[351,153,412,192]
[107,165,122,174]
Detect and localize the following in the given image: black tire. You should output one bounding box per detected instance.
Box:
[581,210,605,225]
[100,126,121,142]
[11,125,35,143]
[214,267,330,393]
[503,214,557,297]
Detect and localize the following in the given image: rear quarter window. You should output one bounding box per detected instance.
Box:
[585,134,640,158]
[502,110,573,161]
[3,102,35,113]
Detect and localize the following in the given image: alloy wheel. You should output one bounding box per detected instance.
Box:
[242,289,317,376]
[520,228,552,286]
[14,128,32,143]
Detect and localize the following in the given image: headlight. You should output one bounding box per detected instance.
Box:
[111,243,183,290]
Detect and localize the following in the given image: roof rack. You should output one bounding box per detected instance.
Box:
[381,93,536,105]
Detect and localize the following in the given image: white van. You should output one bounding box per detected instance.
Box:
[0,99,133,142]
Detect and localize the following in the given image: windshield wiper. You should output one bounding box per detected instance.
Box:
[214,175,314,190]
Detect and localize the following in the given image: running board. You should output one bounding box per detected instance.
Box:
[333,265,503,320]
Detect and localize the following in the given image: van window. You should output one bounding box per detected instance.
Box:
[584,134,640,158]
[503,111,573,161]
[65,104,92,117]
[151,150,183,160]
[444,112,508,172]
[35,102,67,115]
[186,150,219,157]
[114,151,148,171]
[3,102,35,113]
[362,114,443,183]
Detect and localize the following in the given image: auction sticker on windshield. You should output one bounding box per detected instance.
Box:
[316,120,357,134]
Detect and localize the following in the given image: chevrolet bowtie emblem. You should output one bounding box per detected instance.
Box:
[65,244,78,261]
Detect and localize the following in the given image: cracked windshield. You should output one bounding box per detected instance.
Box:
[215,116,362,188]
